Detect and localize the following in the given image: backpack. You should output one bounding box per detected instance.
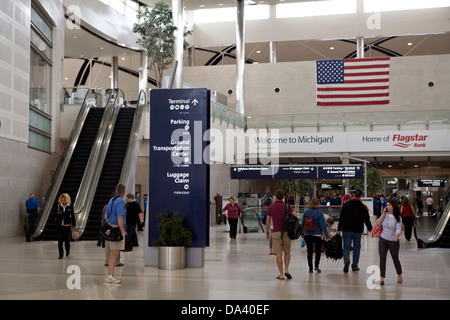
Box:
[303,209,318,232]
[325,234,343,261]
[283,204,302,240]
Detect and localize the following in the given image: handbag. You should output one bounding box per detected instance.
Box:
[72,231,79,240]
[99,222,123,241]
[99,195,124,242]
[370,224,383,238]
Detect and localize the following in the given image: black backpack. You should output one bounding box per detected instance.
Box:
[325,234,343,261]
[283,203,302,240]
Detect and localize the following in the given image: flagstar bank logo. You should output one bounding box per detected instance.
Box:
[392,134,429,148]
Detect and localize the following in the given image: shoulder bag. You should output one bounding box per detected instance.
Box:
[99,196,124,242]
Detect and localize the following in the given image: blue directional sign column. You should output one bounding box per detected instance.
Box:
[147,88,210,267]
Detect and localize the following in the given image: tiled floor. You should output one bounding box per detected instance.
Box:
[1,223,449,300]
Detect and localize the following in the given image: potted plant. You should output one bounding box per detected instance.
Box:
[154,212,193,270]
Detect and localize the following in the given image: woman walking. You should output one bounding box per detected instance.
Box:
[301,197,329,273]
[222,197,242,239]
[56,193,76,259]
[400,197,416,241]
[375,199,403,285]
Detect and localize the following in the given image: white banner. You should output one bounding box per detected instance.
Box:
[251,130,450,154]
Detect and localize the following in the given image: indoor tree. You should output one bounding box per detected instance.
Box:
[133,1,192,88]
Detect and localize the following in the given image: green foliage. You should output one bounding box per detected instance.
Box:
[351,167,383,196]
[153,212,193,247]
[282,179,311,206]
[132,1,192,88]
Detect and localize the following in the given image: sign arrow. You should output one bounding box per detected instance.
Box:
[192,99,199,106]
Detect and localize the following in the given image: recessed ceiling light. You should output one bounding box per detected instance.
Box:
[100,47,104,50]
[64,77,69,81]
[330,46,334,50]
[73,36,77,39]
[121,57,126,60]
[256,50,261,53]
[408,42,413,46]
[200,4,205,7]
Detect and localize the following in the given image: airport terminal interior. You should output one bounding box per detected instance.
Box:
[0,0,450,301]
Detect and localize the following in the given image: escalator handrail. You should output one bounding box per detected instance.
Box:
[75,89,125,237]
[119,89,147,192]
[32,90,98,239]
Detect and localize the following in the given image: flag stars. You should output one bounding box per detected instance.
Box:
[316,60,344,84]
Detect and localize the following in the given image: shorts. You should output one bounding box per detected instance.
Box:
[106,223,125,251]
[272,232,291,254]
[107,239,125,251]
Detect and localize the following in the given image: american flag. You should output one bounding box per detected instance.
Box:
[316,57,390,106]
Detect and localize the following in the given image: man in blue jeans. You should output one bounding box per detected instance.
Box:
[337,190,373,273]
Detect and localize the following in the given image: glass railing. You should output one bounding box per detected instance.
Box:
[119,89,147,193]
[246,110,450,132]
[211,100,247,129]
[415,184,450,248]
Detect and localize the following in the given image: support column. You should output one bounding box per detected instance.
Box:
[235,0,245,115]
[188,46,195,67]
[139,50,148,93]
[356,36,364,58]
[270,41,277,63]
[172,0,184,88]
[111,56,118,89]
[342,153,350,195]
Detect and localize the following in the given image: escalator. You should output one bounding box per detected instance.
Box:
[33,89,146,241]
[40,108,104,240]
[81,107,136,240]
[415,184,450,248]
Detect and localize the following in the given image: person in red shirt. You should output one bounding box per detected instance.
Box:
[222,197,242,239]
[400,197,416,241]
[265,189,298,280]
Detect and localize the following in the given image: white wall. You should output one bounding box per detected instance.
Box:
[182,54,450,115]
[0,0,65,239]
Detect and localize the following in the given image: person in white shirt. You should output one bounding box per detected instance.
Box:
[375,199,403,285]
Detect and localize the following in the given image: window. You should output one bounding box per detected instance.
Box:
[364,0,450,12]
[276,0,357,18]
[193,4,270,24]
[29,4,53,153]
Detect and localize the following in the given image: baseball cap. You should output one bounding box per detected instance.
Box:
[354,189,363,197]
[343,194,351,201]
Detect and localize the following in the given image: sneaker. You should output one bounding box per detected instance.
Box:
[105,275,122,284]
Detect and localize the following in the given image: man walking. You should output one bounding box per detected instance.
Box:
[337,189,372,273]
[105,183,127,284]
[265,189,298,280]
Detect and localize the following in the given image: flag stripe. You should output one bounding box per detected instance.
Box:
[317,86,389,92]
[316,57,390,106]
[345,64,390,70]
[317,93,389,99]
[317,100,390,106]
